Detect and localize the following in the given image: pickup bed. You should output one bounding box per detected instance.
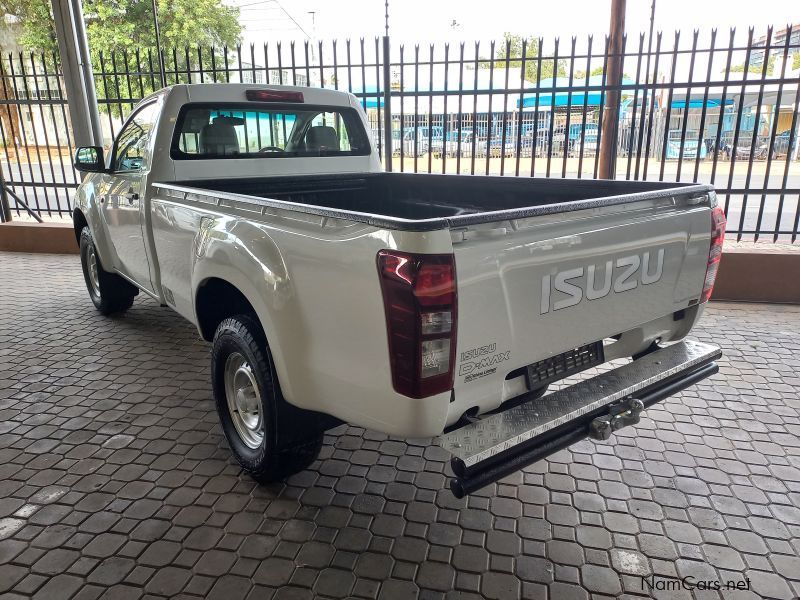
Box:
[72,83,724,497]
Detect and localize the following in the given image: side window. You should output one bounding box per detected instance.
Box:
[113,102,159,172]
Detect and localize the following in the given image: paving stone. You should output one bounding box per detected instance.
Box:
[610,548,651,576]
[451,545,488,574]
[485,530,521,556]
[32,574,83,600]
[415,561,455,591]
[516,556,555,584]
[580,564,622,595]
[315,567,356,597]
[547,539,587,568]
[355,552,394,580]
[548,581,589,600]
[207,574,251,600]
[253,557,295,586]
[0,255,798,600]
[82,534,127,559]
[86,557,136,586]
[31,548,80,576]
[746,569,795,600]
[137,540,181,567]
[702,544,745,571]
[378,579,419,599]
[0,564,27,593]
[193,549,237,577]
[480,571,521,599]
[144,565,192,596]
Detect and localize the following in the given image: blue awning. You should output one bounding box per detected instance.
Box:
[517,75,637,109]
[670,98,735,109]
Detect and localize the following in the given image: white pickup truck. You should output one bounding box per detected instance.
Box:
[72,84,724,497]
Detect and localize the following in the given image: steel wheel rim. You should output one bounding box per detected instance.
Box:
[86,245,101,297]
[223,352,264,449]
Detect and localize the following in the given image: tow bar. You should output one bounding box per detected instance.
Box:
[437,340,722,498]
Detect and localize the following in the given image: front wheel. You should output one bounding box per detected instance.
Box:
[211,314,323,482]
[79,227,138,315]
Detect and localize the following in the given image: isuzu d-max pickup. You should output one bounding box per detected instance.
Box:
[72,83,724,497]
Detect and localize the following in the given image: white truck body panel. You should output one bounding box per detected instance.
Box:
[149,189,454,435]
[74,83,717,439]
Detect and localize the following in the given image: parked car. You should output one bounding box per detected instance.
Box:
[392,128,428,157]
[431,130,485,158]
[552,123,599,155]
[723,131,765,161]
[755,130,796,160]
[72,83,723,498]
[571,132,599,157]
[485,135,519,158]
[664,130,708,160]
[519,129,549,158]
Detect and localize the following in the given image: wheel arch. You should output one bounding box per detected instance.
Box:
[195,277,259,342]
[73,208,88,243]
[193,271,303,407]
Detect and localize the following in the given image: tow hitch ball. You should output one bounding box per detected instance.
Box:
[589,397,645,441]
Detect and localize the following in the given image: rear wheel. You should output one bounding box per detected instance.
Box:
[211,314,323,482]
[79,227,138,315]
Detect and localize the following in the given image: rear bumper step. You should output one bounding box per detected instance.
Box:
[437,340,721,498]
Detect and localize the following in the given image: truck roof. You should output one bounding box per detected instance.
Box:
[147,83,357,108]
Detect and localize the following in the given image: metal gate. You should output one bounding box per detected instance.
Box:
[1,27,799,242]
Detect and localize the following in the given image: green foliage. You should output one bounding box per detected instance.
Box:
[1,0,241,116]
[574,66,606,79]
[2,0,54,50]
[729,54,776,75]
[483,33,567,81]
[792,53,800,70]
[0,0,241,54]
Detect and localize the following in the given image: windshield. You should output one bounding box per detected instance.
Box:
[171,103,371,159]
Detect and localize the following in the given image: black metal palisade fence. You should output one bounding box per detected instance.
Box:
[1,26,799,242]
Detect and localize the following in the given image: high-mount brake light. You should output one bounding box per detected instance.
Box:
[377,251,457,399]
[245,89,304,103]
[700,205,726,303]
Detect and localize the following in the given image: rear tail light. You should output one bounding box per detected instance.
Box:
[700,205,726,303]
[377,251,457,398]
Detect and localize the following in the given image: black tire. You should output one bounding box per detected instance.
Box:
[211,314,323,483]
[79,226,138,315]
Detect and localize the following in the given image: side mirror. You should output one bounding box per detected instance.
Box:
[74,146,105,173]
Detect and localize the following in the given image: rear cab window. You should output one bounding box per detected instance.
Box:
[170,103,370,159]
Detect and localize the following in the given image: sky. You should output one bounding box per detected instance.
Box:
[225,0,795,46]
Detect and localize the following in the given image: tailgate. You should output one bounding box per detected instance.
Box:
[450,192,712,415]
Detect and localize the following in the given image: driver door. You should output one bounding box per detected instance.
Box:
[101,101,160,292]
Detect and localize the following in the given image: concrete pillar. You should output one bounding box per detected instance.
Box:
[50,0,103,148]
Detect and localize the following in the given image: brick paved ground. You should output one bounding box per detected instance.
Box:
[0,251,799,600]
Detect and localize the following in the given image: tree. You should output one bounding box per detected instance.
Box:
[729,55,776,75]
[483,33,568,81]
[0,0,241,54]
[1,0,241,117]
[574,66,606,79]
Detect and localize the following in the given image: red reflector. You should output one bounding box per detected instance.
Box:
[245,89,304,103]
[377,251,457,399]
[700,206,726,303]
